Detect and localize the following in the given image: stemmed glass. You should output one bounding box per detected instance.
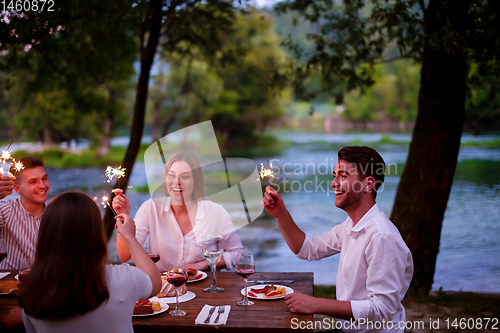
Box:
[167,260,188,316]
[0,240,7,264]
[201,235,224,293]
[144,240,160,263]
[235,251,255,306]
[18,258,33,283]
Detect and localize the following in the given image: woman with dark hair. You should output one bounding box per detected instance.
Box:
[113,153,243,272]
[17,192,161,333]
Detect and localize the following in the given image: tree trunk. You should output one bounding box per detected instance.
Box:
[103,0,164,239]
[151,100,161,142]
[390,0,469,296]
[97,88,118,158]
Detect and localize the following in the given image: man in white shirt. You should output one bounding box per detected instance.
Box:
[0,157,50,269]
[262,146,413,333]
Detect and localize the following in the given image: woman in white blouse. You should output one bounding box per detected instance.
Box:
[112,153,243,272]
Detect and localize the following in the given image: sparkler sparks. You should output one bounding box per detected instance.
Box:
[258,160,274,181]
[104,166,126,184]
[13,160,24,172]
[99,195,117,216]
[0,146,24,176]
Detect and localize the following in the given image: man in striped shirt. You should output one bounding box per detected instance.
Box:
[0,157,50,269]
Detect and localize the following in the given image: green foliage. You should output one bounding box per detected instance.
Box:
[0,0,139,143]
[343,60,419,123]
[153,8,291,148]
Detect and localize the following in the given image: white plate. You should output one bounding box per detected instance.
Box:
[241,284,294,300]
[133,296,169,317]
[187,271,207,283]
[160,290,196,304]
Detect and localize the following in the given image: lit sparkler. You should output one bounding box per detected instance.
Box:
[100,195,117,216]
[258,160,274,181]
[104,166,126,184]
[13,160,24,173]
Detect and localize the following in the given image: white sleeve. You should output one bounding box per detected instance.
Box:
[21,310,36,333]
[133,200,152,245]
[296,223,344,261]
[350,233,413,322]
[222,231,243,270]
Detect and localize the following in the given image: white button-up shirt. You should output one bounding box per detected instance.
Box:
[297,203,413,333]
[134,197,243,272]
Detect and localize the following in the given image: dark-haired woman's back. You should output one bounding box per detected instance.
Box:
[22,264,150,333]
[17,192,161,333]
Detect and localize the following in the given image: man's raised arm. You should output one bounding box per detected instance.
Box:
[262,186,305,254]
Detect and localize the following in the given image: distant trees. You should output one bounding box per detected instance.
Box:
[147,8,291,148]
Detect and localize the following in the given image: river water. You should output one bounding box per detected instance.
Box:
[8,131,499,292]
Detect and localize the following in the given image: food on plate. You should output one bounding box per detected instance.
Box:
[0,280,21,294]
[264,288,286,298]
[249,285,287,298]
[157,275,187,298]
[250,284,276,294]
[186,268,203,281]
[151,301,161,312]
[133,299,154,315]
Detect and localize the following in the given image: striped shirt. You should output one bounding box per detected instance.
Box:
[0,199,42,269]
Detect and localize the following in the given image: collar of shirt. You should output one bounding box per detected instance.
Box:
[346,203,380,238]
[15,198,45,219]
[160,196,204,223]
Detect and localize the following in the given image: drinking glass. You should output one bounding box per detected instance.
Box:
[167,260,188,316]
[0,240,7,264]
[235,251,255,306]
[143,240,160,264]
[201,235,224,293]
[18,258,33,283]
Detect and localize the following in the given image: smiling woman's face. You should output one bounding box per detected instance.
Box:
[166,161,195,203]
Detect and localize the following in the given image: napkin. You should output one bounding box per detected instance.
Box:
[195,304,231,325]
[0,272,9,280]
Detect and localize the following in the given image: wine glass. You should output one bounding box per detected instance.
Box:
[144,240,160,264]
[201,235,224,293]
[18,258,33,283]
[0,240,7,264]
[235,251,255,306]
[167,260,188,316]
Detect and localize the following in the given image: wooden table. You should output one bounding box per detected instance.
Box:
[133,272,314,333]
[0,271,314,333]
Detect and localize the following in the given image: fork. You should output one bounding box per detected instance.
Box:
[214,306,225,324]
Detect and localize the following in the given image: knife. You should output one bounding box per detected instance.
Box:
[248,280,294,284]
[204,306,216,324]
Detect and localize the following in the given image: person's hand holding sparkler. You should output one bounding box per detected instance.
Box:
[111,188,131,215]
[0,173,15,199]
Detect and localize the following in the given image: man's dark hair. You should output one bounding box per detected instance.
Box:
[10,157,44,181]
[338,146,385,197]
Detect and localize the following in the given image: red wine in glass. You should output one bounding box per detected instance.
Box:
[236,268,255,279]
[149,254,160,263]
[168,275,188,287]
[0,252,7,263]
